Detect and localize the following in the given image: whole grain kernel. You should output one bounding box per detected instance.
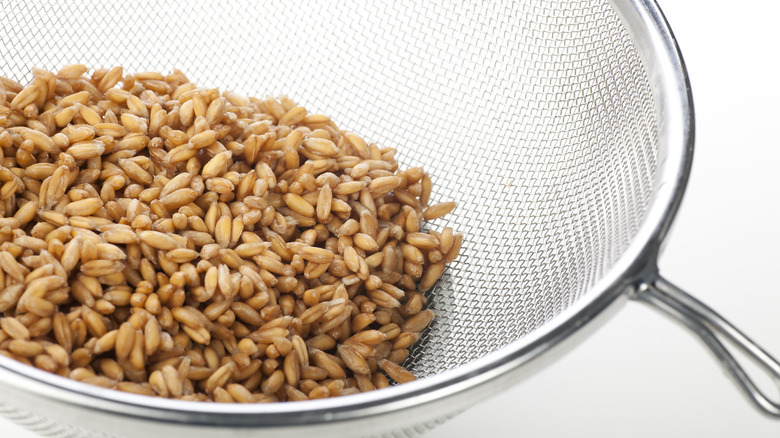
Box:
[0,66,460,403]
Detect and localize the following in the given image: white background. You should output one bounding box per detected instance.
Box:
[2,1,780,437]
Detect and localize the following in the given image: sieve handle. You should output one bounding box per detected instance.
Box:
[637,277,780,417]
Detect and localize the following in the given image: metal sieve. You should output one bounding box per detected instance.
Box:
[1,0,778,437]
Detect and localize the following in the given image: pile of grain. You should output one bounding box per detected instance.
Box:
[0,66,461,402]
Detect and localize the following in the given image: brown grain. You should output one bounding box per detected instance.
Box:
[377,359,416,384]
[0,66,461,403]
[422,202,457,221]
[1,317,30,340]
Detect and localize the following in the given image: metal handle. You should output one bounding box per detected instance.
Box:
[636,276,780,417]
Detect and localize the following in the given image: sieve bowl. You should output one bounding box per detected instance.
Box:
[1,0,779,437]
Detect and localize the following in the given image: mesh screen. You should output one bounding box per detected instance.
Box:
[1,0,657,419]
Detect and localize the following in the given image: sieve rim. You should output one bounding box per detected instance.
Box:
[0,0,694,430]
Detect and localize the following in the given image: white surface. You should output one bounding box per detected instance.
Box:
[2,1,779,437]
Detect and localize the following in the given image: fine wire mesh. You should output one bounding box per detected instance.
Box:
[0,0,658,435]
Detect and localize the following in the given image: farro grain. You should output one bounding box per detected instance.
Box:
[387,349,410,365]
[0,316,30,340]
[93,329,118,355]
[368,176,401,197]
[337,344,370,375]
[261,369,285,395]
[311,349,347,379]
[445,233,464,263]
[400,243,425,265]
[45,343,70,367]
[97,66,123,93]
[378,324,401,341]
[353,233,379,252]
[418,262,446,291]
[80,260,125,277]
[405,232,439,250]
[342,340,375,359]
[116,381,155,396]
[201,151,232,179]
[8,340,44,357]
[129,329,147,370]
[56,64,88,80]
[162,364,183,397]
[20,129,57,153]
[0,251,26,282]
[205,362,235,394]
[422,202,457,221]
[351,313,377,333]
[392,332,420,350]
[300,366,328,381]
[64,198,104,216]
[377,359,416,384]
[439,227,454,254]
[148,369,169,397]
[138,230,179,250]
[333,180,365,196]
[10,83,39,110]
[0,66,461,403]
